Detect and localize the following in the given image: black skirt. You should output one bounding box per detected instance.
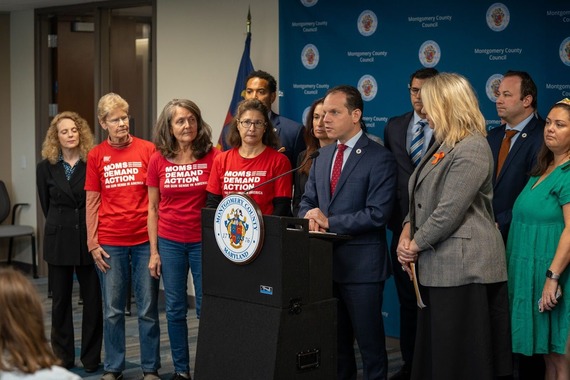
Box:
[411,281,512,380]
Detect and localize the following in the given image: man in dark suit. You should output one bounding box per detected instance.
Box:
[488,70,544,242]
[221,69,305,168]
[383,67,438,380]
[299,85,397,380]
[487,70,544,380]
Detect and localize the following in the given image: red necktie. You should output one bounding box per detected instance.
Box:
[330,144,347,195]
[496,129,518,177]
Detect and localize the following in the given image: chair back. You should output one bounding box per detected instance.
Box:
[0,181,12,224]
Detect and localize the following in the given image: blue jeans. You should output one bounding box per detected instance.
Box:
[158,237,202,373]
[97,242,160,373]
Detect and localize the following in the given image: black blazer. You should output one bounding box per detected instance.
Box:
[36,159,92,266]
[384,111,435,233]
[487,115,544,242]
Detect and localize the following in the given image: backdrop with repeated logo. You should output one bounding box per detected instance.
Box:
[278,0,570,337]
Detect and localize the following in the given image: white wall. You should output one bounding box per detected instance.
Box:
[156,0,279,139]
[9,10,37,263]
[8,1,280,264]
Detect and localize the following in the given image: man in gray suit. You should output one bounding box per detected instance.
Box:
[383,67,438,380]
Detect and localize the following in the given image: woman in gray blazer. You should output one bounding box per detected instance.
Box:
[396,73,512,379]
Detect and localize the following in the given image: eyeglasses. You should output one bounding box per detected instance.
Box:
[409,86,421,96]
[106,115,129,126]
[238,119,267,129]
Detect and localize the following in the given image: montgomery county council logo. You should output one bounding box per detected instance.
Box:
[560,37,570,67]
[486,3,510,32]
[486,74,504,103]
[300,0,318,7]
[213,193,264,265]
[357,10,378,37]
[418,40,441,68]
[357,75,378,102]
[301,44,319,70]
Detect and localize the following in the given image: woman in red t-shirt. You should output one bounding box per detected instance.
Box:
[206,99,292,215]
[85,93,159,380]
[147,99,218,380]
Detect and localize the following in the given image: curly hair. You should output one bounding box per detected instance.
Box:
[226,99,280,149]
[153,99,213,159]
[97,92,129,124]
[0,268,60,373]
[41,111,94,164]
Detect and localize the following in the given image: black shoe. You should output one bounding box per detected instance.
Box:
[390,364,411,380]
[84,364,100,373]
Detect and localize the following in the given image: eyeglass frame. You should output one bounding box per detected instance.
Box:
[237,119,267,129]
[105,115,130,126]
[408,85,421,96]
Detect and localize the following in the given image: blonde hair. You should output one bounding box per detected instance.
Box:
[0,268,60,373]
[421,72,487,147]
[97,92,129,125]
[41,111,94,164]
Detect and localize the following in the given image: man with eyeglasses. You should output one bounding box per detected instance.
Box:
[241,70,306,169]
[383,67,438,380]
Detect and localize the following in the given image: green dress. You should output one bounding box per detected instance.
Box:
[506,163,570,355]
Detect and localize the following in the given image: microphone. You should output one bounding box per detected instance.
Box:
[244,151,320,194]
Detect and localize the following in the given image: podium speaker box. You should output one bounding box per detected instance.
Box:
[195,295,337,380]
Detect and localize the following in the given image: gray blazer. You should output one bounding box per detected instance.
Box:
[407,134,507,287]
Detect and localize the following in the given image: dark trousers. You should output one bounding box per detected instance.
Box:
[334,281,387,380]
[49,263,103,368]
[389,232,417,366]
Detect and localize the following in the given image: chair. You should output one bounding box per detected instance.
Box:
[0,180,37,278]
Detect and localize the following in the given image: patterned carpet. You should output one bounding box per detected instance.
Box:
[29,274,404,379]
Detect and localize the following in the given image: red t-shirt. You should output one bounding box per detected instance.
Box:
[206,147,292,215]
[146,148,220,243]
[85,137,155,246]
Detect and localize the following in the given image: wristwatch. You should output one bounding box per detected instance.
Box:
[546,269,561,281]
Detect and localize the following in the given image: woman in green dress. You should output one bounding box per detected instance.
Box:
[507,98,570,380]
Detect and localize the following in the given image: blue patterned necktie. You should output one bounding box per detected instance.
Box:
[410,120,426,166]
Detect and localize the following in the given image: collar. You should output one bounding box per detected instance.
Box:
[339,129,363,150]
[506,113,535,132]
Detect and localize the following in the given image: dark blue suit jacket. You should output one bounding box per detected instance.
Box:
[298,133,397,283]
[487,115,544,242]
[270,112,306,169]
[384,111,436,233]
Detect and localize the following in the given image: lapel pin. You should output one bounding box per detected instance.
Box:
[522,133,527,138]
[356,148,362,154]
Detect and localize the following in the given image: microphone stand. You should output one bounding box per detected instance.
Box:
[244,151,320,194]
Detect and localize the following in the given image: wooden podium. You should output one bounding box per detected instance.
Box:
[195,206,339,380]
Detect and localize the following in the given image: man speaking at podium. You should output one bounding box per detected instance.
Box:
[299,85,397,380]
